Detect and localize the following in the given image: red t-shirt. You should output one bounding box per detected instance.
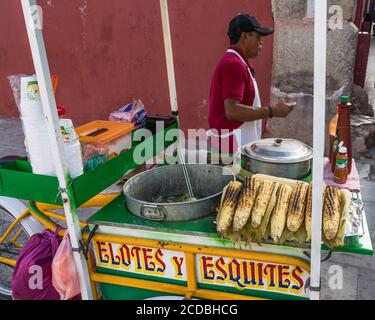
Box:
[208,47,256,132]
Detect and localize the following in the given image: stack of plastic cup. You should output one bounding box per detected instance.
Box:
[19,76,84,179]
[19,76,56,176]
[62,139,84,179]
[59,108,84,179]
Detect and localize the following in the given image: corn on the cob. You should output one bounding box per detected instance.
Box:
[287,182,309,232]
[217,181,243,234]
[323,186,341,240]
[305,183,313,241]
[305,184,328,240]
[233,177,260,233]
[270,184,293,243]
[251,180,277,229]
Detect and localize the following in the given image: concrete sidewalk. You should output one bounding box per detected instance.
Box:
[0,116,374,300]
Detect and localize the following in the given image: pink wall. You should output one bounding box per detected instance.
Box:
[0,0,274,130]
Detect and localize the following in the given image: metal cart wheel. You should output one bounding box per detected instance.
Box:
[0,206,32,300]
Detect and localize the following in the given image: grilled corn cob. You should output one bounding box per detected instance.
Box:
[233,177,260,233]
[270,184,293,243]
[251,180,277,229]
[305,184,328,240]
[305,183,313,241]
[287,182,309,232]
[323,186,341,240]
[217,181,243,234]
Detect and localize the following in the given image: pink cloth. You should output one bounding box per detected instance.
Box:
[12,229,62,300]
[323,157,360,190]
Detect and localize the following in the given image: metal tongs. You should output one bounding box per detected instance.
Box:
[177,148,195,200]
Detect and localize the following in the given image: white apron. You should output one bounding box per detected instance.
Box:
[207,49,262,152]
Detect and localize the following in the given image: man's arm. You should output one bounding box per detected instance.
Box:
[224,99,295,122]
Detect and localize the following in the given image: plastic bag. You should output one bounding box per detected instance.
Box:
[52,230,81,300]
[7,74,30,112]
[109,99,147,128]
[82,142,110,170]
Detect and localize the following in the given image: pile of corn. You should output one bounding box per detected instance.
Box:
[216,174,349,248]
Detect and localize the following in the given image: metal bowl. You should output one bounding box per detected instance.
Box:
[123,164,235,222]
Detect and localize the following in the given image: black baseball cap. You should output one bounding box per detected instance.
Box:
[228,13,274,40]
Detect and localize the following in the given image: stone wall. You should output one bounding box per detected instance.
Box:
[272,0,357,20]
[272,0,307,19]
[268,0,368,157]
[272,0,358,96]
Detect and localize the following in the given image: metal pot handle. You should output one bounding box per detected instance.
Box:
[140,204,167,221]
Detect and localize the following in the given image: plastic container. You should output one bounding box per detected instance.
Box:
[82,142,110,170]
[331,96,352,174]
[333,142,348,184]
[75,120,134,157]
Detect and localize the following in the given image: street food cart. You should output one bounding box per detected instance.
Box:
[0,0,372,301]
[85,189,373,300]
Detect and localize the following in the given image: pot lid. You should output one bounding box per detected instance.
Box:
[243,138,313,164]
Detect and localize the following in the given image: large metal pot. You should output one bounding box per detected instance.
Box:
[123,164,235,222]
[240,138,313,180]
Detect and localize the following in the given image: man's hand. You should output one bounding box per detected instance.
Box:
[271,101,296,118]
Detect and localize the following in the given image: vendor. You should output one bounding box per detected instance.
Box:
[207,13,295,154]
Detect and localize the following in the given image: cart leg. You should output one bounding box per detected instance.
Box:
[87,249,100,300]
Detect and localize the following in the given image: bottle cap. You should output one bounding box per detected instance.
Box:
[340,96,349,103]
[338,141,347,154]
[57,105,66,116]
[339,146,347,154]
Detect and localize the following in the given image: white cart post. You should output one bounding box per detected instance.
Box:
[310,0,328,300]
[20,0,93,300]
[160,0,179,115]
